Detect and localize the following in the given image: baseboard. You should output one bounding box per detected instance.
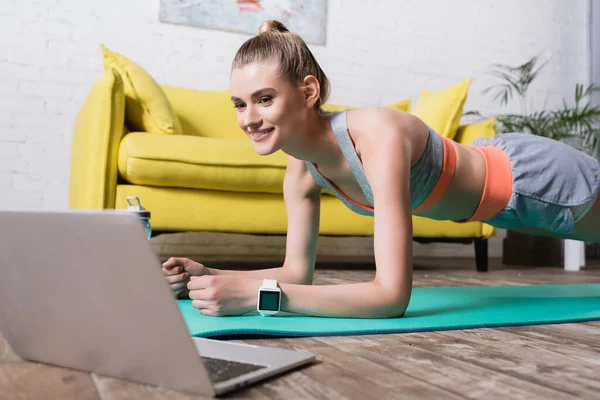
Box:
[151,230,505,264]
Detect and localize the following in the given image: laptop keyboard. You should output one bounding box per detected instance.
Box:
[201,356,267,383]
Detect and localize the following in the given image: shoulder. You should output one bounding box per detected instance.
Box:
[284,155,321,198]
[345,107,426,163]
[346,107,424,138]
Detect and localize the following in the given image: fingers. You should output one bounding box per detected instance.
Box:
[170,279,188,291]
[164,270,189,283]
[187,275,212,290]
[162,265,181,277]
[161,261,190,293]
[162,257,187,271]
[162,263,186,277]
[188,286,212,300]
[162,257,179,269]
[163,257,208,278]
[187,277,225,316]
[183,261,207,277]
[191,299,210,309]
[191,299,223,316]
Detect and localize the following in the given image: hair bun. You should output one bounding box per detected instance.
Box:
[258,20,289,34]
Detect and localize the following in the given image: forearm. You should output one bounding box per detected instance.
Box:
[279,281,411,318]
[206,265,306,284]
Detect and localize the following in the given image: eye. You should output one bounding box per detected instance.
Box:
[233,102,246,110]
[259,96,273,104]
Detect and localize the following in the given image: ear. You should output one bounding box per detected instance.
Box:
[301,75,321,109]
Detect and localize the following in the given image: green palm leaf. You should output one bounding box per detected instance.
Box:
[468,56,600,159]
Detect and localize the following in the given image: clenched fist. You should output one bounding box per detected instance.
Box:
[161,257,210,297]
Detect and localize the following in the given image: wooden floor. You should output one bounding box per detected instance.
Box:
[2,258,600,399]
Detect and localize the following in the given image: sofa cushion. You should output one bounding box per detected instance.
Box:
[70,68,125,209]
[161,86,245,140]
[118,133,288,193]
[410,77,472,140]
[101,44,183,135]
[454,117,497,145]
[321,98,412,113]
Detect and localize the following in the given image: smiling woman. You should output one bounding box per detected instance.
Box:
[229,20,332,157]
[160,20,600,319]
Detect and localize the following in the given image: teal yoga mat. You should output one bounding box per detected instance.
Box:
[178,284,600,337]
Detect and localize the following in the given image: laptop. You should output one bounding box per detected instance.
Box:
[0,210,315,397]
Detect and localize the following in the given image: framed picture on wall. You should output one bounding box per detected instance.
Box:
[159,0,327,45]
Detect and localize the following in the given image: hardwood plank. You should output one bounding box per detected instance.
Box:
[297,341,466,400]
[0,361,100,400]
[502,323,600,355]
[583,321,600,329]
[298,257,600,288]
[314,266,600,287]
[426,329,600,398]
[238,369,347,400]
[238,337,464,400]
[91,374,212,400]
[315,334,570,400]
[511,321,600,344]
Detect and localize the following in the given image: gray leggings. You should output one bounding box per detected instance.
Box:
[472,133,600,234]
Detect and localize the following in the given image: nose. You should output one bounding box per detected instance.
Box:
[243,105,261,130]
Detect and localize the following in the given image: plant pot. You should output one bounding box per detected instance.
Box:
[585,242,600,259]
[502,230,562,266]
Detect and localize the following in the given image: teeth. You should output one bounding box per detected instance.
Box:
[251,129,273,138]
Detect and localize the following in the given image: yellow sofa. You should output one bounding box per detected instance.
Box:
[69,47,497,272]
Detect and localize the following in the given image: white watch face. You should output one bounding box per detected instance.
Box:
[258,290,281,312]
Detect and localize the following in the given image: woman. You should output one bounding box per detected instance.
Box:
[162,20,600,318]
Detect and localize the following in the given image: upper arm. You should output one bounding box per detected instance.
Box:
[360,113,414,306]
[281,155,321,284]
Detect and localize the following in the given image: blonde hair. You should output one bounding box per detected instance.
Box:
[232,20,330,115]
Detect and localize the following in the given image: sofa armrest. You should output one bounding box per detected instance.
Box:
[69,68,126,209]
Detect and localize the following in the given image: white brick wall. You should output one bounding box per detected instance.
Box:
[0,0,588,211]
[0,0,588,257]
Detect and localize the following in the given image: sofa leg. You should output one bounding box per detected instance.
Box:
[474,239,488,272]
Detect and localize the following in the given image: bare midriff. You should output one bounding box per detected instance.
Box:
[413,137,513,223]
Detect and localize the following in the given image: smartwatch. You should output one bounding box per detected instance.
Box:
[257,279,281,316]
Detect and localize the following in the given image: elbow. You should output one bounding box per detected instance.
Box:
[377,285,412,318]
[382,298,410,318]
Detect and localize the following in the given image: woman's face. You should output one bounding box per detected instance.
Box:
[230,62,306,156]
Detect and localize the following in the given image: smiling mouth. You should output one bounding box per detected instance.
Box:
[249,127,275,141]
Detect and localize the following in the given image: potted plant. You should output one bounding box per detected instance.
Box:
[466,55,600,265]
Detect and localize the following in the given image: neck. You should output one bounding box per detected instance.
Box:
[281,111,345,168]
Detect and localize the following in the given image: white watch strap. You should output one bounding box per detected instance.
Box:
[262,279,278,289]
